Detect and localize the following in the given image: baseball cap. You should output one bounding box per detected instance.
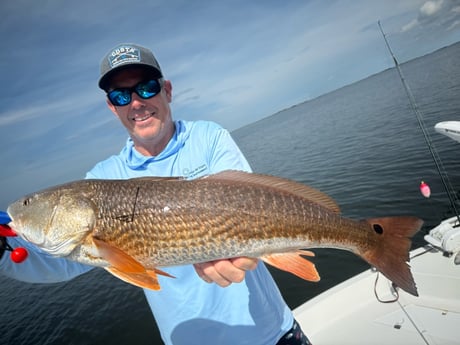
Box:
[98,43,163,90]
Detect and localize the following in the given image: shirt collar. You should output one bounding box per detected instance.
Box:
[122,120,189,169]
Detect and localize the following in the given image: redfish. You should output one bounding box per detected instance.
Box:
[7,171,422,295]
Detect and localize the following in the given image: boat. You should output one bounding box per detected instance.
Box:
[294,124,460,344]
[294,216,460,345]
[434,121,460,143]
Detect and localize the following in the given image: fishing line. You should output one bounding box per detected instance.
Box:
[396,299,431,345]
[378,21,460,225]
[373,271,399,303]
[130,186,140,222]
[376,25,454,344]
[374,247,434,304]
[114,186,140,222]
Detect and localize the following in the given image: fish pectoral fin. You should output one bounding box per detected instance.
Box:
[93,237,164,290]
[93,237,145,272]
[105,267,161,290]
[148,268,176,279]
[103,267,175,291]
[262,250,320,282]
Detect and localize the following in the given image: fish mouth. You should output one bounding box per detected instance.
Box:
[13,227,45,249]
[9,221,82,257]
[23,235,81,257]
[40,238,80,256]
[7,220,23,237]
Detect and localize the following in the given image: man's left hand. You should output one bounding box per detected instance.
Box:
[194,257,258,287]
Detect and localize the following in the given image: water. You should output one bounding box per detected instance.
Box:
[1,42,459,344]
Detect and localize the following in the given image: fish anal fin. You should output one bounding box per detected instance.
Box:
[262,250,320,282]
[206,171,340,213]
[93,237,171,290]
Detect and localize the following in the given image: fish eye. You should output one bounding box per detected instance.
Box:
[23,198,31,206]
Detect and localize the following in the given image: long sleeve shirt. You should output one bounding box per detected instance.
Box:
[1,120,293,345]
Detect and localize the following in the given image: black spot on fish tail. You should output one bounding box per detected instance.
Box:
[372,223,384,234]
[361,216,423,296]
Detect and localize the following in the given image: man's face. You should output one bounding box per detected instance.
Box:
[106,67,174,155]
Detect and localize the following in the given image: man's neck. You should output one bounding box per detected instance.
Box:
[133,122,176,157]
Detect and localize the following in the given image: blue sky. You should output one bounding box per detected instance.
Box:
[1,0,459,209]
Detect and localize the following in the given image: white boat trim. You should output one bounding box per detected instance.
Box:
[434,121,460,143]
[294,217,460,345]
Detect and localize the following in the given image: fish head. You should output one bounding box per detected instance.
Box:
[7,187,96,257]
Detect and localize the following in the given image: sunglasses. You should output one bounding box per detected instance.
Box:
[107,79,162,106]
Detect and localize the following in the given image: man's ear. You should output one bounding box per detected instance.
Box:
[163,80,172,103]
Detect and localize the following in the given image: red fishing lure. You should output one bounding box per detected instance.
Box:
[420,181,431,198]
[0,214,28,263]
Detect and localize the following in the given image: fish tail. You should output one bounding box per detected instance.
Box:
[360,216,423,296]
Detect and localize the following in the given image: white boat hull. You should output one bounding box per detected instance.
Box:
[294,217,460,345]
[434,121,460,143]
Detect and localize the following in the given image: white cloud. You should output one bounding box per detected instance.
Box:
[402,19,420,32]
[401,0,460,33]
[447,19,460,30]
[420,0,444,16]
[1,0,460,208]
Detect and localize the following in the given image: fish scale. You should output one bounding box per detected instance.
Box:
[7,170,422,294]
[85,177,369,264]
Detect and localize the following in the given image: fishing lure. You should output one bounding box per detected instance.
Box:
[420,181,431,198]
[0,211,28,263]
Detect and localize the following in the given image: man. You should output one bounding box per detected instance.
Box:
[0,43,311,345]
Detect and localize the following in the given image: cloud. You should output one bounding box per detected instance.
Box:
[402,19,419,32]
[447,19,460,31]
[0,100,78,127]
[420,0,444,16]
[1,0,459,209]
[401,0,460,32]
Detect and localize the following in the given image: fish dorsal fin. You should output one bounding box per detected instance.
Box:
[206,170,340,213]
[127,176,183,182]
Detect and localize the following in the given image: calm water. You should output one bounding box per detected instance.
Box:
[1,42,459,344]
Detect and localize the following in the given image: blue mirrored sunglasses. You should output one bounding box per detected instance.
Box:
[107,79,162,106]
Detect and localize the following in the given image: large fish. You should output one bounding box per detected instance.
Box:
[7,171,422,295]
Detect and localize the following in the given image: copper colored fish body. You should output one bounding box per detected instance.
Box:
[7,171,423,295]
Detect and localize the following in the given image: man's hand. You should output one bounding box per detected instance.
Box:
[194,257,258,287]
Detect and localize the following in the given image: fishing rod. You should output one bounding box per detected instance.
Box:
[378,20,460,225]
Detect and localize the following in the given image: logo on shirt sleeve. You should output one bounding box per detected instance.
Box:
[183,165,207,179]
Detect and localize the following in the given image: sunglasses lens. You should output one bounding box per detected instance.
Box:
[107,80,161,106]
[136,80,161,99]
[108,90,131,106]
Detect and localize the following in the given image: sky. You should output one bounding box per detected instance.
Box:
[0,0,460,209]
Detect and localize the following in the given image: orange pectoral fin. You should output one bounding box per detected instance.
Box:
[262,250,320,282]
[148,268,176,279]
[105,267,161,290]
[93,237,173,290]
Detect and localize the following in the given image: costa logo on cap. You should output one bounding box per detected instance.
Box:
[109,46,141,68]
[99,43,163,90]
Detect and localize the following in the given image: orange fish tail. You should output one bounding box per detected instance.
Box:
[360,216,423,296]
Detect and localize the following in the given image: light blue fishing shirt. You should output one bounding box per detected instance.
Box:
[1,120,293,345]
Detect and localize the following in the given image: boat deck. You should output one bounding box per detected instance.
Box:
[294,247,460,345]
